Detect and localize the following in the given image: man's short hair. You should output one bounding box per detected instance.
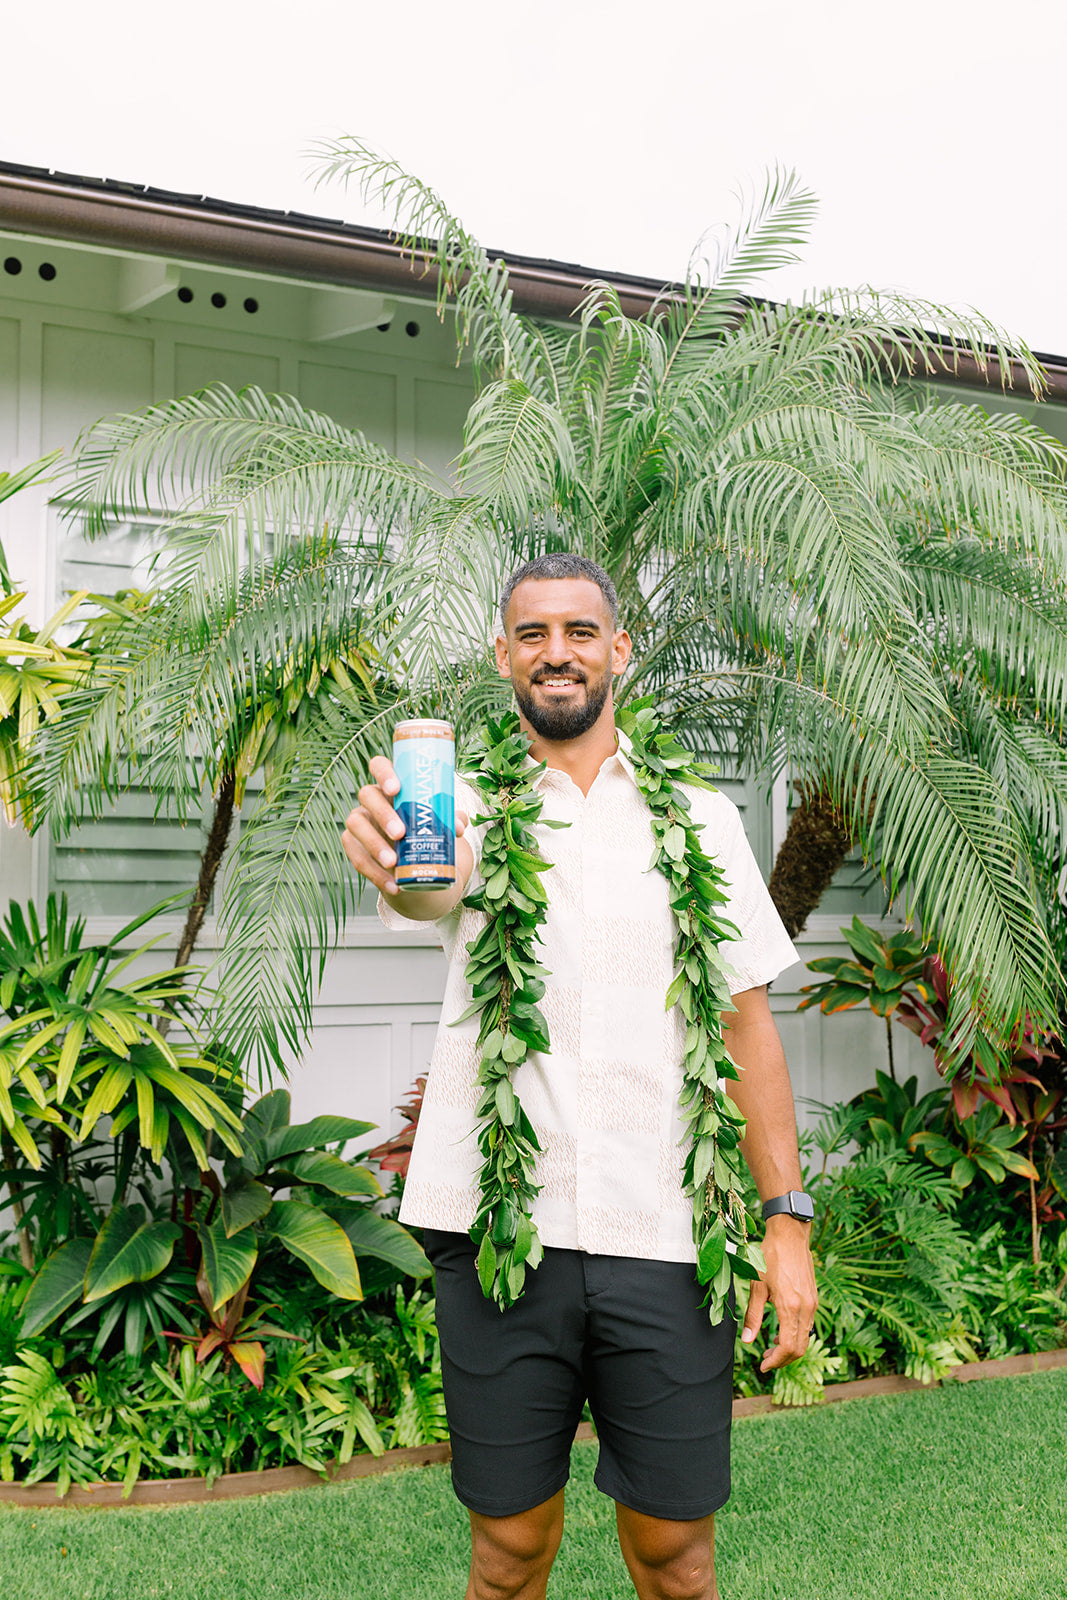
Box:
[499,554,620,632]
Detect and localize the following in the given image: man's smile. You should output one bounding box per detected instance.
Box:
[532,673,585,693]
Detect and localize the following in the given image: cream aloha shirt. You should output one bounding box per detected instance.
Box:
[378,732,799,1264]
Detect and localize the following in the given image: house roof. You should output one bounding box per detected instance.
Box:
[2,159,1065,401]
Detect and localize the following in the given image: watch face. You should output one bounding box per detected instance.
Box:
[791,1191,815,1220]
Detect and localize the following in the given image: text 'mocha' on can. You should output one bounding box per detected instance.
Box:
[392,719,456,888]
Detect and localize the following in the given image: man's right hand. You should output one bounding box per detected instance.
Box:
[341,755,471,919]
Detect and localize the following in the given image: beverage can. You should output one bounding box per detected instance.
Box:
[391,719,456,888]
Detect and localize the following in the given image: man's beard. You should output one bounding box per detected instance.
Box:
[513,668,612,740]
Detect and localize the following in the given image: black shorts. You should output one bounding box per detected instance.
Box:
[425,1230,736,1522]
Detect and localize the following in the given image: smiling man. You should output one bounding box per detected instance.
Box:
[342,553,817,1600]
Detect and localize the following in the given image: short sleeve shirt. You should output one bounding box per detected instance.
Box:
[378,733,798,1264]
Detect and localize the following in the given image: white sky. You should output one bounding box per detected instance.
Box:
[4,0,1066,356]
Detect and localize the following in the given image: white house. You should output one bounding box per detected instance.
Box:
[2,161,1065,1143]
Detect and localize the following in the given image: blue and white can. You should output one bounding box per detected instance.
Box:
[392,719,456,888]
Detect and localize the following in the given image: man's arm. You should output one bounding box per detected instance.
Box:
[341,754,474,921]
[722,983,818,1371]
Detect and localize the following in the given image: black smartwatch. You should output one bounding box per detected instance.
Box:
[761,1190,815,1223]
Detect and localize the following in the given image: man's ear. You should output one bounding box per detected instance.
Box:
[611,628,632,677]
[494,633,512,679]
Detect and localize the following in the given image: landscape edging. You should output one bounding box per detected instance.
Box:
[3,1348,1065,1509]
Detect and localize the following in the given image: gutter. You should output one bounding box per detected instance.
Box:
[0,167,662,323]
[2,166,1066,402]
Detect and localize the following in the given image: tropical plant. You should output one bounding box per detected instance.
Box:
[805,1139,979,1383]
[835,1069,1042,1231]
[17,1086,429,1375]
[0,1285,446,1493]
[163,1279,298,1390]
[956,1222,1067,1357]
[803,915,1067,1259]
[0,591,94,828]
[799,916,932,1081]
[37,139,1067,1077]
[368,1074,425,1191]
[732,1084,1067,1402]
[0,893,243,1276]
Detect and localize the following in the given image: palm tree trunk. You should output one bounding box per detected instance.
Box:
[767,783,853,939]
[175,765,237,970]
[159,767,237,1037]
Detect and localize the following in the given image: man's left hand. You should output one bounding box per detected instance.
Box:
[740,1215,818,1371]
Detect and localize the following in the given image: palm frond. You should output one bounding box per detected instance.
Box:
[760,671,1060,1051]
[906,401,1067,574]
[310,137,549,392]
[659,167,818,354]
[209,690,407,1074]
[906,535,1067,731]
[456,378,576,524]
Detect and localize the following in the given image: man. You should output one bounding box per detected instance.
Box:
[342,553,817,1600]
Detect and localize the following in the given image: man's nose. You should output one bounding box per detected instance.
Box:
[542,626,572,660]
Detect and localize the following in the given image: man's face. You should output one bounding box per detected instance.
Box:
[495,577,631,741]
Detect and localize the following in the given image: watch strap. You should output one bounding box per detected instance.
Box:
[761,1189,815,1222]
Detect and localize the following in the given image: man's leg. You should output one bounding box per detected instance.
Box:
[466,1490,566,1600]
[615,1505,719,1600]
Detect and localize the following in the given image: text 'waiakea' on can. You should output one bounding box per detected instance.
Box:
[392,719,456,888]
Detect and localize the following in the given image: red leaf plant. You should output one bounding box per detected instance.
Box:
[368,1077,426,1183]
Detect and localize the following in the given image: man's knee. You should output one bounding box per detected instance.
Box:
[616,1506,717,1600]
[469,1493,565,1599]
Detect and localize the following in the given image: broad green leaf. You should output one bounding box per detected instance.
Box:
[335,1204,432,1278]
[109,1102,138,1137]
[220,1175,273,1236]
[844,919,886,965]
[14,1016,67,1069]
[148,1101,170,1164]
[999,1149,1040,1180]
[86,1013,130,1058]
[19,1239,93,1337]
[243,1089,293,1142]
[269,1199,363,1300]
[84,1207,181,1302]
[273,1150,381,1198]
[145,1059,245,1138]
[169,1104,209,1170]
[262,1116,377,1163]
[820,983,871,1014]
[135,1068,156,1151]
[197,1214,258,1311]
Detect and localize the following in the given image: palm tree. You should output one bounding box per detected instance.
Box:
[42,140,1067,1076]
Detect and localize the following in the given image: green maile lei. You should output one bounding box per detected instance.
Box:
[454,704,766,1324]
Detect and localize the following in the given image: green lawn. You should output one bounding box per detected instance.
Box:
[3,1370,1066,1600]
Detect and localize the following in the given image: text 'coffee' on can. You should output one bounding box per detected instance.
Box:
[392,719,456,888]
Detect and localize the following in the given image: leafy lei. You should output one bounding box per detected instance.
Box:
[455,703,766,1325]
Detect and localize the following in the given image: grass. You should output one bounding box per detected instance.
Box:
[2,1369,1066,1600]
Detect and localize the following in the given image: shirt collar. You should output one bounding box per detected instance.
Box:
[527,726,639,790]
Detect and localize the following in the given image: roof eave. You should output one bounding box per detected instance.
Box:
[2,167,1065,401]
